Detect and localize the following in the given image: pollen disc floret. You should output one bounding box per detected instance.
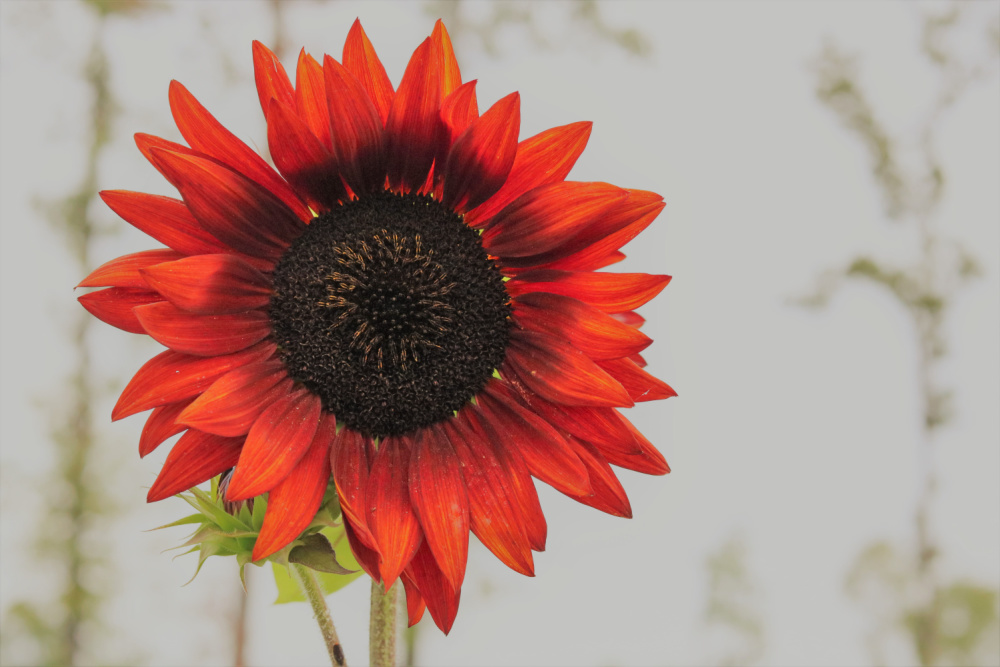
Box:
[270,191,510,437]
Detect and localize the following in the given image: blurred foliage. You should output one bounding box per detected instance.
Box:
[425,0,650,58]
[802,3,1000,665]
[0,6,119,666]
[847,542,1000,667]
[703,536,764,667]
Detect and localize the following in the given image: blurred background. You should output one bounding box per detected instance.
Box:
[1,1,998,666]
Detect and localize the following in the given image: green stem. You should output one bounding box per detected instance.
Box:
[291,564,347,667]
[369,579,397,667]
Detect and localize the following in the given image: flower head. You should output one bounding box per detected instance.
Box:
[79,19,674,634]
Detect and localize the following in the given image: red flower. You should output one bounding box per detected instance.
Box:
[79,19,674,634]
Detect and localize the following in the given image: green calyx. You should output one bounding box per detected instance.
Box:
[153,476,364,603]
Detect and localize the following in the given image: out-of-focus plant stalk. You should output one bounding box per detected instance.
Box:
[808,7,1000,664]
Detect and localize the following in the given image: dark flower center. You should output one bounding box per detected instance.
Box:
[270,191,510,438]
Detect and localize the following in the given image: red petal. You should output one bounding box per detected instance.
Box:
[596,412,670,476]
[225,389,322,500]
[477,383,591,496]
[483,182,627,257]
[437,80,479,171]
[79,249,184,288]
[252,40,295,115]
[465,400,547,552]
[343,19,395,125]
[400,573,426,627]
[507,270,671,313]
[431,20,462,97]
[595,357,677,402]
[536,193,665,271]
[323,55,386,194]
[177,359,291,436]
[368,442,425,584]
[99,190,221,256]
[465,121,592,227]
[100,190,230,256]
[442,418,535,577]
[442,92,520,212]
[517,395,641,461]
[513,292,652,360]
[134,301,271,357]
[563,438,632,518]
[504,330,632,408]
[150,149,304,261]
[406,540,461,635]
[612,311,645,329]
[294,51,333,152]
[331,428,378,549]
[367,435,423,588]
[344,517,382,582]
[409,427,470,589]
[252,414,336,561]
[385,39,442,192]
[267,99,346,211]
[138,398,193,458]
[168,80,310,221]
[506,190,664,269]
[139,254,272,315]
[112,342,275,420]
[78,287,161,334]
[146,429,243,502]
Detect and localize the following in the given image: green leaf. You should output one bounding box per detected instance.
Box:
[288,533,356,575]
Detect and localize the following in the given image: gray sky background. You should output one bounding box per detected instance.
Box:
[1,1,998,666]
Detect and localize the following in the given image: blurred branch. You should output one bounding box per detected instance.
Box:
[801,4,1000,665]
[703,536,764,667]
[0,6,121,666]
[425,0,650,58]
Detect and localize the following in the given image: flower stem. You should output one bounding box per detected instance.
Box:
[291,563,347,667]
[369,579,397,667]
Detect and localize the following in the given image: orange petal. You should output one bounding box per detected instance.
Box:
[294,50,333,151]
[146,429,243,502]
[267,98,345,211]
[100,190,230,257]
[595,357,677,402]
[409,427,470,590]
[323,55,386,194]
[150,149,304,262]
[168,80,310,221]
[443,417,535,577]
[343,19,394,125]
[252,40,295,115]
[252,414,336,561]
[507,270,671,313]
[385,38,442,192]
[138,398,193,458]
[442,92,520,213]
[78,287,161,334]
[112,342,275,420]
[139,254,272,315]
[504,330,632,408]
[79,249,183,289]
[367,435,423,588]
[134,302,271,357]
[177,360,291,436]
[513,292,652,360]
[226,389,322,500]
[465,121,592,227]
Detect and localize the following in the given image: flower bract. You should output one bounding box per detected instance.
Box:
[79,19,675,634]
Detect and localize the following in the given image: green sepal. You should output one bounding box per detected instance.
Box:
[157,475,362,601]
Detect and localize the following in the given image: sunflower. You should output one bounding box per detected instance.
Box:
[78,19,674,633]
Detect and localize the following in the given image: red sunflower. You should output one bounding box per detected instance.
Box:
[79,19,674,634]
